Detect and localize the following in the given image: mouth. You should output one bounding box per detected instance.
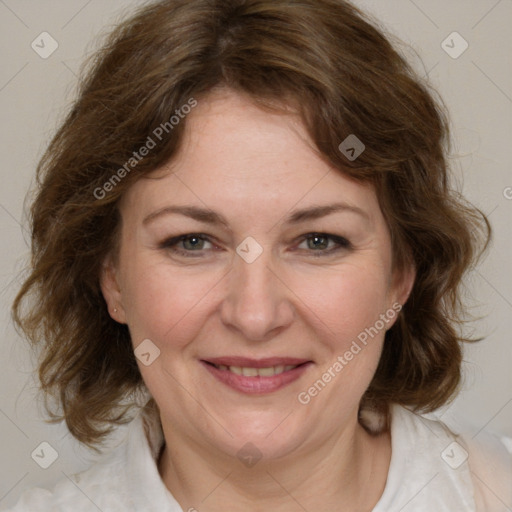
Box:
[209,363,301,377]
[200,357,313,394]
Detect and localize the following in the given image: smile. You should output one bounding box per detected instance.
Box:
[211,364,299,376]
[201,358,312,394]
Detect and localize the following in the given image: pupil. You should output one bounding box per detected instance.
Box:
[310,235,327,249]
[185,237,202,250]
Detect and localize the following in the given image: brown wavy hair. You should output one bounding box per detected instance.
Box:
[12,0,490,447]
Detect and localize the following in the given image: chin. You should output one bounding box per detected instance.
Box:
[213,409,318,462]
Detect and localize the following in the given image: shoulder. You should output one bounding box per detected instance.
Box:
[461,429,512,511]
[2,406,168,512]
[3,442,131,512]
[374,404,512,512]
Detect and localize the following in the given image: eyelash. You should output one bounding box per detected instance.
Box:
[159,233,352,258]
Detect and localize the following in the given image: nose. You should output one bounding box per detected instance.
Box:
[219,247,295,342]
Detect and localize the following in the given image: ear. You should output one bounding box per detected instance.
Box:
[391,261,416,307]
[386,262,416,329]
[100,255,127,324]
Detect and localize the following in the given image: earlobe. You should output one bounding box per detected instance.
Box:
[393,262,416,308]
[386,265,416,331]
[386,263,415,331]
[99,258,127,324]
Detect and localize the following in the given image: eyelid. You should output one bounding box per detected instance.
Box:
[159,232,352,259]
[158,233,219,256]
[292,233,352,254]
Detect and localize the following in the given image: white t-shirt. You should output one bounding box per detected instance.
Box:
[4,404,512,511]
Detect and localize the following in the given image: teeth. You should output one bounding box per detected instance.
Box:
[257,366,276,377]
[215,364,299,376]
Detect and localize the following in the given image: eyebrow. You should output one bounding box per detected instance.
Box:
[286,203,369,224]
[142,202,370,227]
[143,205,231,228]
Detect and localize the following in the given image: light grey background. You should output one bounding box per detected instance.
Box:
[1,0,511,508]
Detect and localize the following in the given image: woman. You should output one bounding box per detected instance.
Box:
[7,0,512,510]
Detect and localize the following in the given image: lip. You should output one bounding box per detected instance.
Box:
[200,358,313,394]
[203,356,311,368]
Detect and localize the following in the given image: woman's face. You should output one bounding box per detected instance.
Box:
[102,89,413,461]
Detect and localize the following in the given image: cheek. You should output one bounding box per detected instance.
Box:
[120,255,222,347]
[295,263,392,345]
[293,266,393,417]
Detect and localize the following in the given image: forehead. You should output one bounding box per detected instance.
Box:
[121,89,382,227]
[171,89,321,181]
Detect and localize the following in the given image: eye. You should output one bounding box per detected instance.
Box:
[159,234,217,257]
[295,233,352,255]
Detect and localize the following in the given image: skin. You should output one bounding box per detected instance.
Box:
[101,88,415,512]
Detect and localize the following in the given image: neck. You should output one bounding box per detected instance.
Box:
[158,418,391,512]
